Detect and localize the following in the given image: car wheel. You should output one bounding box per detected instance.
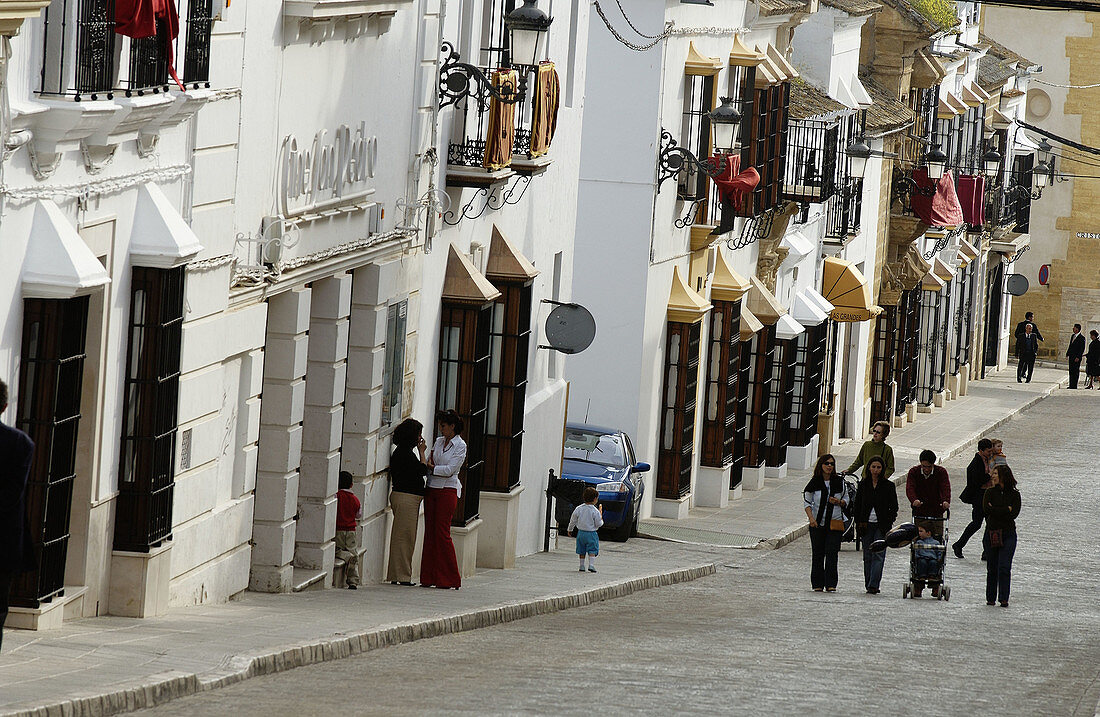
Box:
[630,512,639,538]
[610,507,634,542]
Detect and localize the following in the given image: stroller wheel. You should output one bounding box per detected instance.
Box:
[943,586,951,601]
[903,584,910,599]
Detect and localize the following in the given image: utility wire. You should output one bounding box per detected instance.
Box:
[1018,118,1100,157]
[591,0,671,51]
[613,0,661,38]
[1031,77,1100,89]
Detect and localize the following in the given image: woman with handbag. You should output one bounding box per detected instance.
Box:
[803,454,851,593]
[983,464,1022,607]
[853,456,899,594]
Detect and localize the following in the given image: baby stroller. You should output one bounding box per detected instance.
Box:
[902,516,951,601]
[838,472,859,550]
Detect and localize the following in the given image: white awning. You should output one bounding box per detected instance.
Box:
[129,183,203,269]
[792,289,831,326]
[1012,129,1041,153]
[803,286,835,317]
[780,230,815,260]
[775,313,806,340]
[22,200,110,299]
[849,76,873,110]
[834,78,859,110]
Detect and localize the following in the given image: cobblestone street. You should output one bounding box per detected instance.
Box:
[133,391,1100,716]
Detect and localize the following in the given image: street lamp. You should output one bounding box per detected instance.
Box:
[925,146,948,181]
[504,0,553,68]
[845,138,871,180]
[708,97,742,155]
[1034,160,1051,189]
[1037,138,1053,166]
[982,148,1002,178]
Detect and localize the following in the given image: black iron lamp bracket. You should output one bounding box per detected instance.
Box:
[442,172,531,225]
[1004,183,1043,202]
[922,224,966,261]
[725,204,785,251]
[657,128,724,194]
[438,42,528,111]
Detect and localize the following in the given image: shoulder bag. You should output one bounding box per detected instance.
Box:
[988,528,1004,548]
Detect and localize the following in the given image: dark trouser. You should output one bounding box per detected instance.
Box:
[861,523,887,591]
[984,530,1017,604]
[955,500,984,551]
[0,570,13,653]
[808,526,843,590]
[1017,354,1035,382]
[1070,359,1081,388]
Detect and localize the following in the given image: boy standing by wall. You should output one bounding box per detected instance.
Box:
[336,471,363,589]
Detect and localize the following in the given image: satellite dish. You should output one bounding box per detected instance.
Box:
[1005,274,1029,297]
[543,303,596,354]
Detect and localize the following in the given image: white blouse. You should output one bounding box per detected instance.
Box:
[428,435,467,496]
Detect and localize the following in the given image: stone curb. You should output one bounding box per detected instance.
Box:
[3,563,717,717]
[762,377,1065,551]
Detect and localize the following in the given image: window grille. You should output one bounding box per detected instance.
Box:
[183,0,214,86]
[763,336,796,467]
[437,302,493,525]
[678,74,715,203]
[480,282,532,492]
[742,325,776,470]
[952,262,977,374]
[719,81,789,223]
[916,286,947,406]
[700,300,741,468]
[893,287,922,416]
[825,113,862,239]
[783,119,838,204]
[114,267,184,553]
[381,300,408,426]
[13,296,89,607]
[657,321,700,499]
[730,337,753,488]
[869,308,897,427]
[789,322,827,447]
[983,261,1005,369]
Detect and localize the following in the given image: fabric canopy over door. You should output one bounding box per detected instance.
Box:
[821,257,882,322]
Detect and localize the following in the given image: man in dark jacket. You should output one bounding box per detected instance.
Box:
[905,449,951,518]
[1068,323,1086,389]
[1016,323,1040,383]
[0,379,35,652]
[1014,312,1044,345]
[952,438,994,559]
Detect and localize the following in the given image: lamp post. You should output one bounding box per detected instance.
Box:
[845,138,871,180]
[504,0,553,68]
[708,97,742,155]
[982,148,1002,178]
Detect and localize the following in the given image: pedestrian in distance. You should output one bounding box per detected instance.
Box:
[1015,323,1040,383]
[853,456,898,594]
[420,409,466,590]
[334,471,363,589]
[0,378,36,653]
[1086,330,1100,389]
[953,438,995,560]
[905,449,950,518]
[568,486,604,573]
[1067,323,1086,389]
[845,420,895,481]
[386,417,430,586]
[803,454,851,593]
[1014,311,1044,344]
[983,464,1021,607]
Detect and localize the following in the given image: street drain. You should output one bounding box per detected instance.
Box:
[637,522,765,548]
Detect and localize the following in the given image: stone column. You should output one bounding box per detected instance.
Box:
[297,275,351,583]
[250,288,311,593]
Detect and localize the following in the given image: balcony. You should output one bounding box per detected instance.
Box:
[782,119,837,205]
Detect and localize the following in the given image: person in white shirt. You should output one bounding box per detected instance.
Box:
[419,409,467,589]
[568,487,604,573]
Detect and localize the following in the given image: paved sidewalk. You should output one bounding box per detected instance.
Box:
[0,543,720,717]
[639,366,1067,548]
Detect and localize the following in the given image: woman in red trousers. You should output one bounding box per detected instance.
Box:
[420,410,466,589]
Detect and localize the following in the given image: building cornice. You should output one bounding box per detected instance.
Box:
[0,0,50,36]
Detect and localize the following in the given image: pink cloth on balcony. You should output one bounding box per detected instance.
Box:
[909,168,965,227]
[956,174,986,226]
[709,154,760,213]
[115,0,185,91]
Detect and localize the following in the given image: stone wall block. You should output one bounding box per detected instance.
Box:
[253,471,300,522]
[294,496,337,544]
[251,519,296,566]
[311,274,353,320]
[350,305,389,348]
[304,362,348,408]
[264,334,310,381]
[299,450,341,499]
[346,346,385,390]
[257,424,304,473]
[302,405,345,453]
[260,378,306,426]
[266,288,313,335]
[307,319,350,363]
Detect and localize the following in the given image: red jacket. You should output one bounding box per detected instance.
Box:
[336,489,362,531]
[905,465,951,517]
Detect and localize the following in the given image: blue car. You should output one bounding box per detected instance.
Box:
[555,423,650,542]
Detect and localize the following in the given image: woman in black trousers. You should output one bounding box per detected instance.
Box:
[803,454,850,592]
[853,456,898,594]
[983,464,1022,607]
[1086,330,1100,389]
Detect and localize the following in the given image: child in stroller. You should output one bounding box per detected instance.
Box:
[909,520,948,599]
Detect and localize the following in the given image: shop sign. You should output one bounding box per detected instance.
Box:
[280,122,378,216]
[1076,232,1100,239]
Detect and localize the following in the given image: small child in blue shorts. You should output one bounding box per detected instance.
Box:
[568,487,604,573]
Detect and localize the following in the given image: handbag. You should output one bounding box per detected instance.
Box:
[829,519,846,532]
[988,528,1004,548]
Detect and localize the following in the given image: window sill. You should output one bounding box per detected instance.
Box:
[446,165,515,189]
[509,153,552,176]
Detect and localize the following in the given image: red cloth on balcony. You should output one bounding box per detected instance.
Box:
[115,0,185,91]
[956,174,986,226]
[709,154,760,213]
[909,168,965,227]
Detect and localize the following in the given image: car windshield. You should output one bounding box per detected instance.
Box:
[563,429,627,468]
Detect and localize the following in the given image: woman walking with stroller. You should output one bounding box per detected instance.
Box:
[853,456,898,594]
[984,464,1022,607]
[803,454,851,593]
